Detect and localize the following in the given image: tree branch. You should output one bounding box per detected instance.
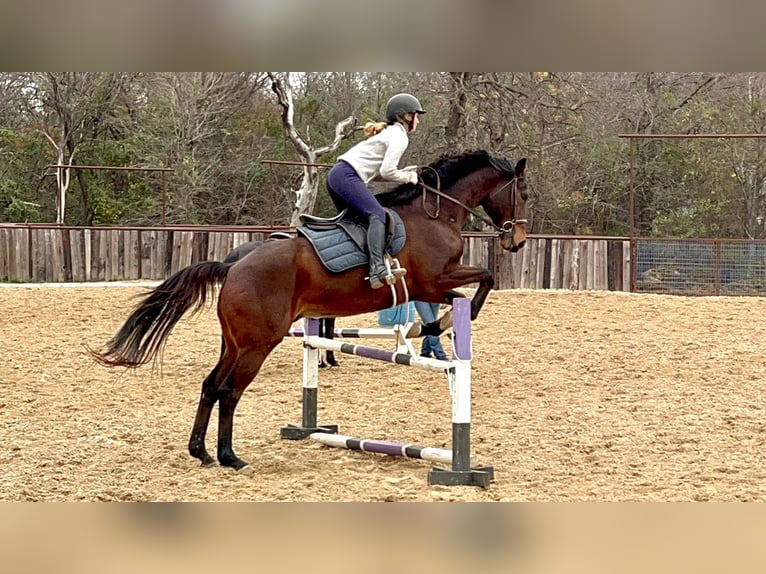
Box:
[674,75,719,111]
[314,115,356,156]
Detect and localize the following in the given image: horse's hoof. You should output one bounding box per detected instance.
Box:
[192,451,215,466]
[237,465,255,476]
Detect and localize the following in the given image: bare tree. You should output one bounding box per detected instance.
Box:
[32,73,84,224]
[143,72,266,223]
[268,72,356,226]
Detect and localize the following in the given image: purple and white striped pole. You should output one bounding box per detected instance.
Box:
[303,336,451,371]
[309,433,452,466]
[288,323,417,355]
[288,327,409,339]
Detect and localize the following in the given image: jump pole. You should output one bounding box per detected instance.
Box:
[308,433,453,466]
[287,327,414,339]
[280,298,494,488]
[287,324,417,355]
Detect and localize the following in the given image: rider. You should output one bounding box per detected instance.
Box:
[326,93,426,289]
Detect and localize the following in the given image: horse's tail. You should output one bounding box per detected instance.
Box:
[89,261,231,368]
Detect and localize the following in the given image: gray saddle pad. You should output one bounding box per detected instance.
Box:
[296,211,406,273]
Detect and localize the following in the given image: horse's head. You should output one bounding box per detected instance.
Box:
[483,157,528,252]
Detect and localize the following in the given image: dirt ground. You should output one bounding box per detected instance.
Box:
[1,283,765,502]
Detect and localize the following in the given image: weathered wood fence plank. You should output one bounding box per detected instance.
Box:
[0,229,9,281]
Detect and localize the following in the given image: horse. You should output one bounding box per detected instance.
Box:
[223,240,339,368]
[90,150,528,472]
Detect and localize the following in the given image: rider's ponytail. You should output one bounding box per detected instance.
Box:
[363,121,388,137]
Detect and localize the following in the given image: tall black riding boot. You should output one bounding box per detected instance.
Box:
[366,215,389,289]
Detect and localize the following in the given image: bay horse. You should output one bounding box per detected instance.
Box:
[90,150,528,472]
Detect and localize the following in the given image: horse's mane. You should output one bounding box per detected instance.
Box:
[376,150,515,207]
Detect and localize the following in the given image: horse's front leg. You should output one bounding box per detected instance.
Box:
[409,265,494,339]
[440,265,495,320]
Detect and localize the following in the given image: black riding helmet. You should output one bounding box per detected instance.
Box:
[385,93,426,123]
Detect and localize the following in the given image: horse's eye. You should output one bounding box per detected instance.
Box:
[521,192,528,201]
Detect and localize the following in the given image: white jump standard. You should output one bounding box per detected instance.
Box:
[280,298,494,488]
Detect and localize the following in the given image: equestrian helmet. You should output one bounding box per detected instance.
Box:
[385,93,426,123]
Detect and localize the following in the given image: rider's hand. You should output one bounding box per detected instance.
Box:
[407,171,418,185]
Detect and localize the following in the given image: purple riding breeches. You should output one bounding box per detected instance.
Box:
[326,161,387,221]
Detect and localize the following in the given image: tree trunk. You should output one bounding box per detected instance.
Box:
[446,72,473,148]
[290,154,321,227]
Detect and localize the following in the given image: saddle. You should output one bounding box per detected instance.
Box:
[296,208,406,273]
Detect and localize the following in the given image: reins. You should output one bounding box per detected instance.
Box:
[419,165,442,219]
[416,174,526,235]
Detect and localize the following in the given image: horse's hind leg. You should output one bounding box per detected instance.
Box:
[188,351,231,466]
[216,341,281,471]
[187,336,234,465]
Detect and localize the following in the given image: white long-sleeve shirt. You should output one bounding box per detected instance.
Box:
[338,123,414,184]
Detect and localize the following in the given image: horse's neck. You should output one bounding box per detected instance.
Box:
[449,167,501,212]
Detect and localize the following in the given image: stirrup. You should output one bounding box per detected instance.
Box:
[367,256,407,289]
[385,256,407,285]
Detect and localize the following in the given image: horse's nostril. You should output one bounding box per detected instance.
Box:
[510,240,526,253]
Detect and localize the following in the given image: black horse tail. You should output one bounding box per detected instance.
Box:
[90,261,231,368]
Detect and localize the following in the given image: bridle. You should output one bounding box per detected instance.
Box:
[417,167,528,240]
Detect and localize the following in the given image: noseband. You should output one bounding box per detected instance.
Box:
[417,173,527,240]
[491,178,528,239]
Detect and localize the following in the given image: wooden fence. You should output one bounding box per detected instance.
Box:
[0,224,631,291]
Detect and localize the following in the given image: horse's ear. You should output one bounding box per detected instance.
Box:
[515,158,527,176]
